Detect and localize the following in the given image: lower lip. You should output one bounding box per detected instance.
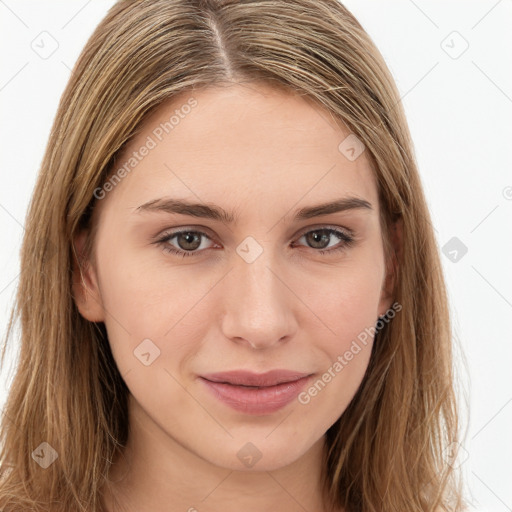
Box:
[199,375,312,415]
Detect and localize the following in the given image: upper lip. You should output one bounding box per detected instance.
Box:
[200,370,311,387]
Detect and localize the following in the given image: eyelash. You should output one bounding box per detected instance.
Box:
[153,226,356,258]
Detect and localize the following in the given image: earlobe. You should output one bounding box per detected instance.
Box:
[71,231,105,322]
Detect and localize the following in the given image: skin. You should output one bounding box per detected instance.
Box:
[73,82,401,512]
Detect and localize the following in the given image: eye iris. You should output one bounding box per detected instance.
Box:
[177,232,201,251]
[306,230,330,249]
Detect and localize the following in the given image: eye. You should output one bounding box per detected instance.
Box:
[153,226,355,258]
[293,227,355,255]
[154,229,217,258]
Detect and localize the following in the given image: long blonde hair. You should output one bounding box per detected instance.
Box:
[0,0,468,510]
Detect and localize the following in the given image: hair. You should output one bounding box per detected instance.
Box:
[0,0,469,511]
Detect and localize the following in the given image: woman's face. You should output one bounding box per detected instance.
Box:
[75,83,396,472]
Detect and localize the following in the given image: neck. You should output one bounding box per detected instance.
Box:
[101,395,339,512]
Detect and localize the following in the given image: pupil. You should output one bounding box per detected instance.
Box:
[179,232,200,250]
[307,230,329,249]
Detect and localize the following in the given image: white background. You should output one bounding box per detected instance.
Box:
[1,1,511,510]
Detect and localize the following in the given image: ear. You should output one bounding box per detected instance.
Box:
[71,230,105,322]
[377,216,403,317]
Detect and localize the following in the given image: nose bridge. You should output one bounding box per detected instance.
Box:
[237,250,281,307]
[220,242,295,348]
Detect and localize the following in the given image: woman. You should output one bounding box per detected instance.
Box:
[0,0,468,511]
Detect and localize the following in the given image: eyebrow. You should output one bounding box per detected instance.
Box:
[134,196,373,223]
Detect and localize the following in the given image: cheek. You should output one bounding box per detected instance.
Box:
[302,254,384,350]
[295,264,382,428]
[97,241,208,332]
[93,244,191,370]
[296,254,383,416]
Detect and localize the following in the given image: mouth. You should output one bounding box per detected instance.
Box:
[198,370,313,415]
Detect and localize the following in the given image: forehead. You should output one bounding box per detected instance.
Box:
[102,83,378,215]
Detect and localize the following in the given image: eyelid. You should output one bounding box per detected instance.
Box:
[295,223,355,238]
[152,225,216,243]
[153,227,219,250]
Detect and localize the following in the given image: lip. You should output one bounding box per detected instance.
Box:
[199,370,313,415]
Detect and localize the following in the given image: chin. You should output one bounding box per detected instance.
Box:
[200,431,322,472]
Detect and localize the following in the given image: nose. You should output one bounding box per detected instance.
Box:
[220,249,298,350]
